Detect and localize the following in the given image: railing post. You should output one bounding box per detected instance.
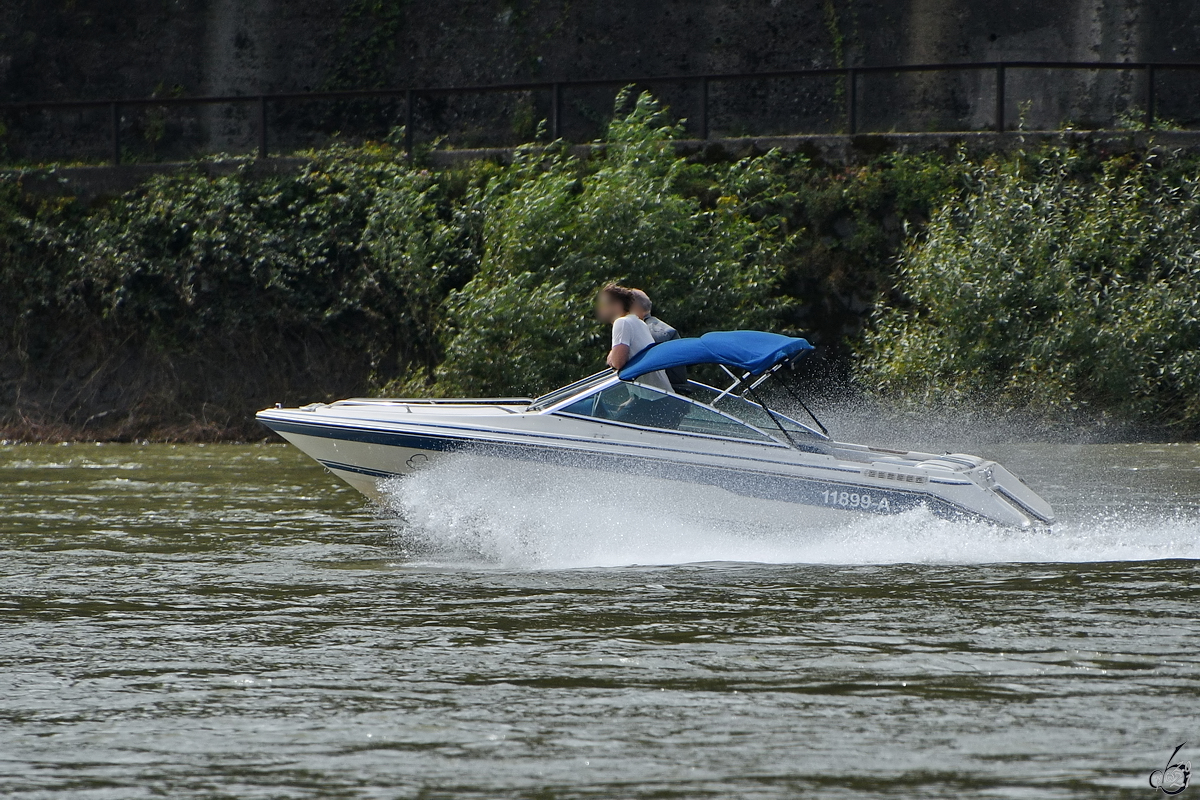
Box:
[847,68,858,134]
[1145,64,1156,130]
[551,82,562,139]
[257,96,268,159]
[699,76,709,140]
[109,102,120,165]
[995,63,1006,133]
[405,89,414,160]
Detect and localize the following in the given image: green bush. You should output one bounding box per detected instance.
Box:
[860,148,1200,432]
[0,184,75,361]
[77,148,473,374]
[761,150,967,351]
[426,90,797,397]
[6,89,1088,440]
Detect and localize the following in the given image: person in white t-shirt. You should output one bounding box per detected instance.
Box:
[596,284,673,393]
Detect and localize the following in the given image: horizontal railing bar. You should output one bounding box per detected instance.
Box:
[5,61,1200,112]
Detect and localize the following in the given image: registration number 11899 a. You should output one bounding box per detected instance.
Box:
[820,490,890,511]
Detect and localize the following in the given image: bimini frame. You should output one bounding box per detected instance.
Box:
[712,357,829,448]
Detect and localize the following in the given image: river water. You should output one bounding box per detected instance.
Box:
[2,441,1199,799]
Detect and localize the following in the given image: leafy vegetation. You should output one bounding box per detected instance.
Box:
[428,90,794,396]
[860,148,1200,433]
[5,90,1198,439]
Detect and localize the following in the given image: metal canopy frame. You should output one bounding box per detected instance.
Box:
[713,358,829,444]
[532,350,828,452]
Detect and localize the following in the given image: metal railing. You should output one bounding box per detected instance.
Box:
[2,60,1199,166]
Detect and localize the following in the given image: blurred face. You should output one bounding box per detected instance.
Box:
[596,292,624,324]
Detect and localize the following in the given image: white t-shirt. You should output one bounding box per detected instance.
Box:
[612,313,673,393]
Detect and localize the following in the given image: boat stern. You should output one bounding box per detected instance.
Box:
[979,461,1056,527]
[857,447,1056,529]
[940,455,1055,528]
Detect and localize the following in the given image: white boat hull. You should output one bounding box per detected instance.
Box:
[259,398,1055,529]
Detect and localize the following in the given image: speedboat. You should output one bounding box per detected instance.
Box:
[257,331,1055,529]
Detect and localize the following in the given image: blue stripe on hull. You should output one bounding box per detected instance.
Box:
[266,418,981,523]
[267,418,462,453]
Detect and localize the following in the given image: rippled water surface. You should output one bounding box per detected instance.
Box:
[2,441,1199,799]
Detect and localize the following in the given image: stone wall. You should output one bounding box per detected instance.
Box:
[2,0,1198,162]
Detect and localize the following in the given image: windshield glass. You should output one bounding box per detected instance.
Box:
[685,382,825,439]
[556,383,776,443]
[527,370,615,411]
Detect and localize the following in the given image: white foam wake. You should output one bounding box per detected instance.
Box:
[379,453,1200,570]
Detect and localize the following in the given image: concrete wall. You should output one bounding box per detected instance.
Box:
[2,0,1197,161]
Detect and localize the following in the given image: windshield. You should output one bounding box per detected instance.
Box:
[685,382,826,439]
[556,382,778,443]
[527,370,615,412]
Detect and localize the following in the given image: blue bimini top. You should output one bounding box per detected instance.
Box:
[619,331,814,381]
